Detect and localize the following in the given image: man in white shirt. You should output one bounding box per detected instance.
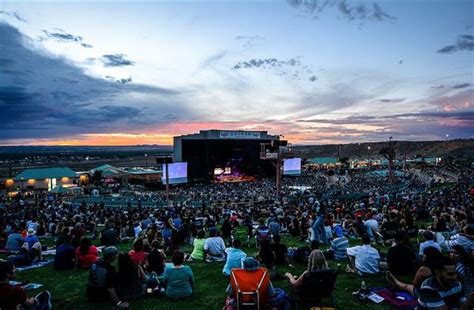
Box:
[347,234,380,275]
[419,230,441,256]
[204,229,226,262]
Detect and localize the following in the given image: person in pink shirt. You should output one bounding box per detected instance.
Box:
[128,238,148,266]
[75,238,99,269]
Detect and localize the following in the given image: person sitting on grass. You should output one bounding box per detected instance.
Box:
[189,230,206,261]
[325,225,349,261]
[225,257,278,309]
[100,222,119,246]
[163,250,195,299]
[86,246,130,309]
[346,233,380,275]
[417,256,471,310]
[449,245,474,295]
[0,261,52,310]
[6,224,24,252]
[117,253,149,300]
[204,228,226,262]
[285,248,329,291]
[54,235,75,270]
[386,246,443,298]
[75,237,99,269]
[387,230,417,276]
[147,240,166,276]
[257,239,276,279]
[271,234,289,266]
[419,230,442,257]
[23,229,42,262]
[128,238,148,266]
[223,239,247,276]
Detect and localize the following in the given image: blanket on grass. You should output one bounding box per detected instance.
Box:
[16,259,54,272]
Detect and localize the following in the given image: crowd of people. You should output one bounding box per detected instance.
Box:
[0,160,473,309]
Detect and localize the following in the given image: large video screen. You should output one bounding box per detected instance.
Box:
[162,162,188,184]
[283,158,301,176]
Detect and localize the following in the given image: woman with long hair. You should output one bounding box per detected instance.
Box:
[285,249,328,290]
[117,252,148,300]
[75,237,99,269]
[147,240,166,276]
[257,238,275,278]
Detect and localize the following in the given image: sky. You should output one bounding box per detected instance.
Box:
[0,0,473,146]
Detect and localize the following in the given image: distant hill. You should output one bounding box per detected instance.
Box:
[292,139,474,160]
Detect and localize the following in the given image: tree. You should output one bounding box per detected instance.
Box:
[92,170,103,186]
[338,157,349,166]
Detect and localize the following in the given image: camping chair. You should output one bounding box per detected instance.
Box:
[290,268,339,310]
[230,268,270,310]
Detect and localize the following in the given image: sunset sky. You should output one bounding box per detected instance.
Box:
[0,0,473,146]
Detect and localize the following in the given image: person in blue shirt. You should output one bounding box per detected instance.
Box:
[23,229,42,261]
[6,225,23,252]
[54,235,75,270]
[223,239,247,276]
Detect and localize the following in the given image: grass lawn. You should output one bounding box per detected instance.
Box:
[7,230,406,310]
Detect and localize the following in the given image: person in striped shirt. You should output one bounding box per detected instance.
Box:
[417,256,469,310]
[440,225,474,255]
[326,225,349,261]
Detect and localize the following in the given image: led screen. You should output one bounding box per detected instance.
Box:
[283,158,301,176]
[162,162,188,184]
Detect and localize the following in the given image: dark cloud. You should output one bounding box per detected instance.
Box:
[394,111,474,120]
[437,45,457,54]
[431,85,444,89]
[437,34,474,54]
[118,77,132,85]
[0,22,187,140]
[43,30,83,42]
[101,54,135,67]
[232,56,321,82]
[42,29,93,48]
[0,11,26,22]
[287,0,396,25]
[372,2,396,22]
[398,59,403,64]
[452,83,471,89]
[379,98,405,103]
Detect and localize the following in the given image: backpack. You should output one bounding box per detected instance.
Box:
[292,246,311,264]
[87,263,108,288]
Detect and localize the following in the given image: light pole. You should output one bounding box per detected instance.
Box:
[144,153,148,169]
[445,134,449,152]
[367,146,371,167]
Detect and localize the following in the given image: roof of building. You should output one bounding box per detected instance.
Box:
[90,164,126,176]
[14,167,77,181]
[126,168,161,175]
[307,157,339,165]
